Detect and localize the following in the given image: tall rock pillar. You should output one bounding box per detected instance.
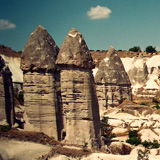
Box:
[21,25,59,138]
[56,28,102,149]
[0,56,15,127]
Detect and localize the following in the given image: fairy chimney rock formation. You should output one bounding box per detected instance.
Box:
[21,25,59,138]
[95,46,132,113]
[56,28,102,149]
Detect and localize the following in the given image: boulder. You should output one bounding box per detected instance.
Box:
[109,142,133,155]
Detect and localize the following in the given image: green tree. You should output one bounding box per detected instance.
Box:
[129,46,141,52]
[145,46,156,53]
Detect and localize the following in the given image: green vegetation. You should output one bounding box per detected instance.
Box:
[126,130,141,146]
[101,117,115,138]
[152,104,160,110]
[14,91,24,105]
[142,140,160,149]
[129,46,141,52]
[0,125,11,132]
[126,130,160,149]
[140,102,146,105]
[145,46,156,53]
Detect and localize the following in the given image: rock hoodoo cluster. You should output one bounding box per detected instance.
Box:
[21,26,102,149]
[0,56,15,127]
[95,46,132,113]
[1,25,135,149]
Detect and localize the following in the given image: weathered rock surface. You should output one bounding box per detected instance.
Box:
[56,28,102,149]
[21,26,59,138]
[0,56,15,126]
[56,28,95,69]
[95,46,132,113]
[103,99,160,143]
[127,54,148,93]
[109,142,133,155]
[0,56,6,123]
[21,25,59,72]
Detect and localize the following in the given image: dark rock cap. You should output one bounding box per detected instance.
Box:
[95,46,131,85]
[56,28,95,69]
[21,25,59,72]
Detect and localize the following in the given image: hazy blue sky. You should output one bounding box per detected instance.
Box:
[1,0,160,51]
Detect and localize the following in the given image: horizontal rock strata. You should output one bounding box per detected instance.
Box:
[21,25,59,139]
[23,72,58,137]
[56,28,102,149]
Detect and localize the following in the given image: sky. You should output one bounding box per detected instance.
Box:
[1,0,160,52]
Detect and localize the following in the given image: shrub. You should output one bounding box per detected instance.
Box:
[101,117,113,138]
[151,140,160,148]
[152,104,160,110]
[145,46,156,53]
[126,137,141,146]
[129,46,141,52]
[0,125,11,132]
[18,91,24,104]
[141,140,152,148]
[140,102,146,105]
[126,130,141,146]
[129,130,138,138]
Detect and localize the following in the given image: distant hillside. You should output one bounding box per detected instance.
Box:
[90,50,160,67]
[0,45,21,57]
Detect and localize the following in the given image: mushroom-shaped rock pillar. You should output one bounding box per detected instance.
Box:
[21,25,59,139]
[56,28,102,149]
[95,46,132,113]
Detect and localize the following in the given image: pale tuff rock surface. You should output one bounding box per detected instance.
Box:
[56,28,102,149]
[56,28,95,69]
[0,54,23,83]
[0,139,51,160]
[21,26,59,138]
[127,54,148,92]
[104,99,160,143]
[23,72,58,138]
[21,25,59,72]
[95,47,132,112]
[121,55,160,96]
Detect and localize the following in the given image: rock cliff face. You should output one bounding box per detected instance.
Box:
[21,26,59,138]
[95,47,132,114]
[56,28,102,149]
[0,56,6,123]
[0,56,15,126]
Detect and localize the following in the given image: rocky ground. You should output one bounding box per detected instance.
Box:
[1,99,160,160]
